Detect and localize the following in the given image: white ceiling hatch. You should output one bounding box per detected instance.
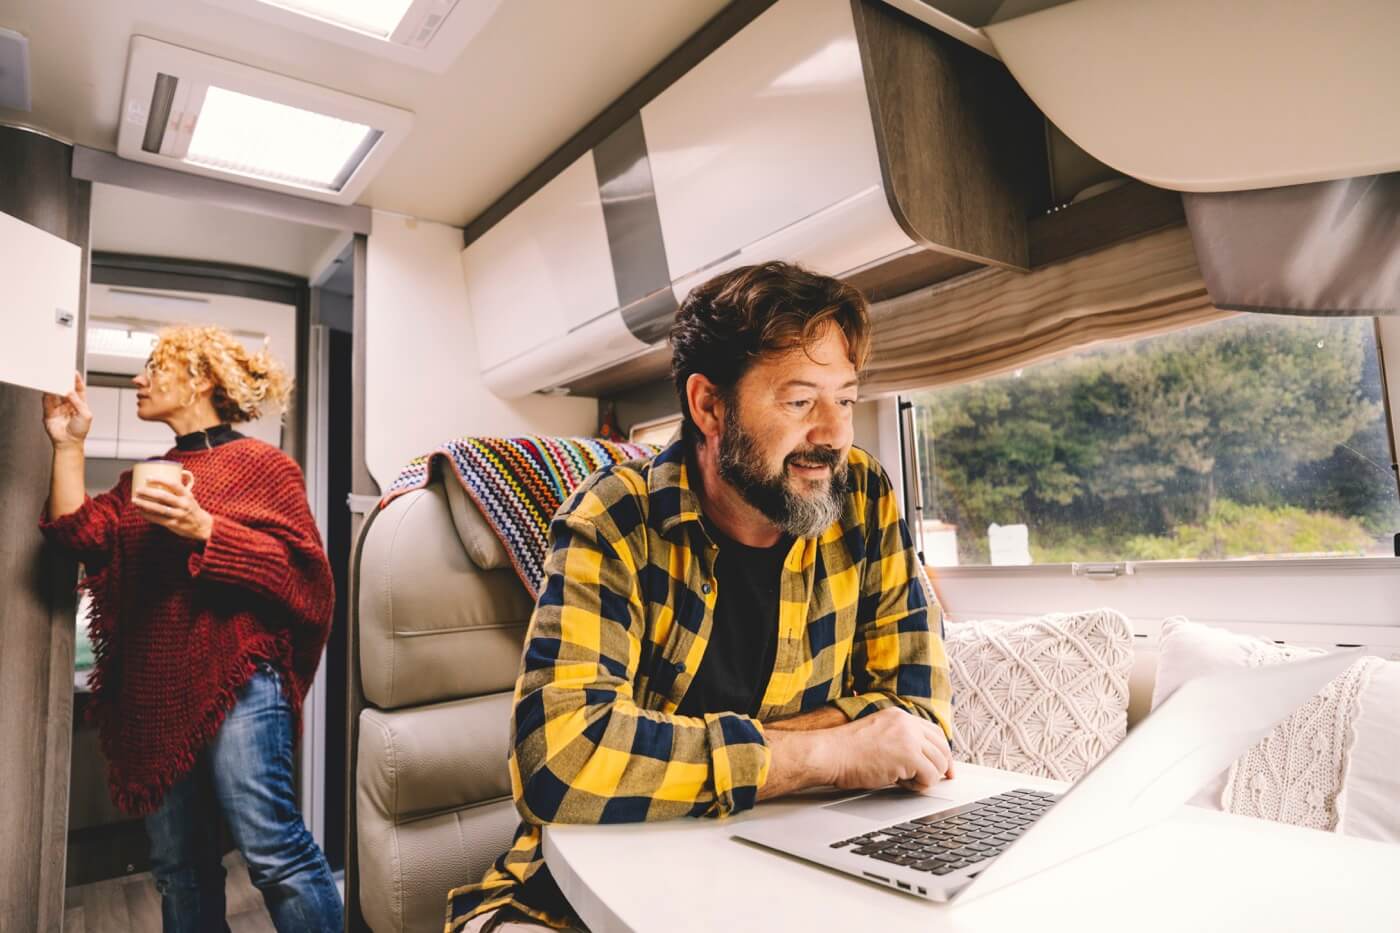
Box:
[117,36,413,204]
[200,0,503,72]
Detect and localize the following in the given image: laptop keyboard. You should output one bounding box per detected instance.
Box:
[829,788,1061,876]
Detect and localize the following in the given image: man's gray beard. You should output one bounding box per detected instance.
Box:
[716,412,847,539]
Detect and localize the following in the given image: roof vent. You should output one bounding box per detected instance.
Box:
[117,37,412,204]
[201,0,501,72]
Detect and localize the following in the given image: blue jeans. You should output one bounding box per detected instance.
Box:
[145,662,342,933]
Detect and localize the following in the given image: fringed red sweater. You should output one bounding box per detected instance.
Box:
[40,438,333,815]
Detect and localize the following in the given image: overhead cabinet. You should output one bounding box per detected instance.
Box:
[463,0,1046,398]
[463,152,651,395]
[640,0,910,303]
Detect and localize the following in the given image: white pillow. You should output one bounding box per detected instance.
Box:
[945,609,1134,782]
[1150,617,1400,842]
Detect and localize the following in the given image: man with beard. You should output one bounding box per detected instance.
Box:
[450,262,953,932]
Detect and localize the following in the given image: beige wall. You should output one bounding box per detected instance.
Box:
[364,211,596,486]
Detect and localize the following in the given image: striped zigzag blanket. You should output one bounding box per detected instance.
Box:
[381,436,660,598]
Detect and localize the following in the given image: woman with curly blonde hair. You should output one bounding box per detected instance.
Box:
[41,325,341,931]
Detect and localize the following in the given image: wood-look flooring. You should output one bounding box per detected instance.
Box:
[63,852,275,932]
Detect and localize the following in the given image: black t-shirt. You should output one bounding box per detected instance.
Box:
[675,520,793,718]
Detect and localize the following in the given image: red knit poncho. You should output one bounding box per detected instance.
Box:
[41,438,333,815]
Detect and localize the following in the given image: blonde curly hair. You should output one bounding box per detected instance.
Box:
[147,324,292,424]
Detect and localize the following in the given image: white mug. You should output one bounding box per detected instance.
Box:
[132,459,196,497]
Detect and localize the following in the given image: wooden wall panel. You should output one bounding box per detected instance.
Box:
[851,0,1049,272]
[0,125,91,933]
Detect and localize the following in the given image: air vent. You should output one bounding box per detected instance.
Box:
[117,37,412,204]
[202,0,501,72]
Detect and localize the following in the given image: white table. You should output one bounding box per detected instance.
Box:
[544,764,1400,933]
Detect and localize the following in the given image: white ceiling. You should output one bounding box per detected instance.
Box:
[0,0,730,227]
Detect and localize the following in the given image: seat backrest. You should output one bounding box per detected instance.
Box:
[358,477,532,709]
[353,475,533,931]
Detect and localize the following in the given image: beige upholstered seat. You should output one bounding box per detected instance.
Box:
[354,477,533,932]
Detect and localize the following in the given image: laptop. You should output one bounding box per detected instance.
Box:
[733,646,1360,903]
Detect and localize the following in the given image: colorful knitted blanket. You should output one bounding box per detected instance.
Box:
[382,436,660,598]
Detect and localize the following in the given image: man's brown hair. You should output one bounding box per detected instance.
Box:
[669,261,871,440]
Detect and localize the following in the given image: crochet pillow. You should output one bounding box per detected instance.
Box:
[1150,618,1400,843]
[945,609,1134,781]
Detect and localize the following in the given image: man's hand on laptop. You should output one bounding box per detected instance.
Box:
[760,708,954,801]
[830,708,954,794]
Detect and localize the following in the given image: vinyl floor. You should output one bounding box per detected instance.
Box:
[62,851,275,932]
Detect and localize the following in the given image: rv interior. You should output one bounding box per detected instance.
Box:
[0,0,1396,931]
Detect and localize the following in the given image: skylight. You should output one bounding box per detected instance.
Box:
[186,86,381,191]
[200,0,491,72]
[118,37,413,204]
[258,0,417,38]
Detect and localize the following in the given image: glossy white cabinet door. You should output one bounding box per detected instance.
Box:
[668,184,911,306]
[0,209,81,395]
[463,151,618,374]
[481,309,647,398]
[641,0,897,283]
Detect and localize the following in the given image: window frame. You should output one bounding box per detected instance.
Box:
[892,315,1400,630]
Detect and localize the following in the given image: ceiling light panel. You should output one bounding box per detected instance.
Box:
[187,87,381,191]
[117,37,412,204]
[87,325,159,360]
[261,0,418,38]
[201,0,502,72]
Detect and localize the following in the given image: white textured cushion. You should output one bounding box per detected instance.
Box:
[945,609,1134,781]
[1150,618,1400,842]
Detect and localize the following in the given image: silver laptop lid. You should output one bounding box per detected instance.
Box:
[959,646,1362,901]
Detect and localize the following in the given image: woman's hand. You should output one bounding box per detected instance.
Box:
[42,371,93,449]
[132,479,215,542]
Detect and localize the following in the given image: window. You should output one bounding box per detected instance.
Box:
[907,315,1400,567]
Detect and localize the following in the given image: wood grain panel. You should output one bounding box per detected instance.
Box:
[121,879,161,931]
[851,0,1048,271]
[0,125,90,933]
[76,881,129,932]
[1028,180,1186,269]
[63,853,273,932]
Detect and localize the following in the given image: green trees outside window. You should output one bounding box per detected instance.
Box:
[909,316,1400,565]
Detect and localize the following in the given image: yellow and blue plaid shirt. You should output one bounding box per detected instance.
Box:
[446,440,952,930]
